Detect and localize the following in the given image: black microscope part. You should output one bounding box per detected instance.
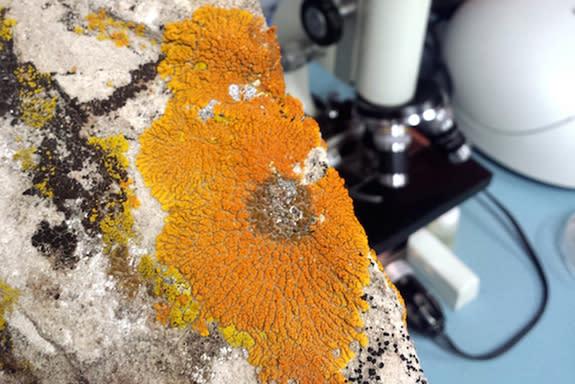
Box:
[301,0,343,46]
[394,273,445,337]
[379,150,409,176]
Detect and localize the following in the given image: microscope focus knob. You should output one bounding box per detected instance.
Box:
[301,0,343,46]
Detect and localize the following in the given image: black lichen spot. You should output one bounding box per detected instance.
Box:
[31,220,79,269]
[58,5,82,31]
[82,60,159,116]
[0,327,38,383]
[0,9,21,119]
[5,58,146,267]
[26,137,84,201]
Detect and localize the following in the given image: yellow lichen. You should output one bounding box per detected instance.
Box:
[87,135,137,255]
[34,178,53,199]
[83,9,146,48]
[99,201,135,252]
[137,253,156,280]
[86,9,107,33]
[0,8,16,51]
[12,146,37,171]
[85,135,142,298]
[133,24,145,37]
[137,255,202,329]
[220,324,255,349]
[137,6,374,383]
[0,279,19,332]
[139,254,254,348]
[87,135,130,182]
[14,64,58,129]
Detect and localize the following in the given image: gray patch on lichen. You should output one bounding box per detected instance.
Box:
[228,84,242,102]
[229,83,258,102]
[198,99,219,121]
[246,175,315,241]
[243,84,257,100]
[294,147,328,185]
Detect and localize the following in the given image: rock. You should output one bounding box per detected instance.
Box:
[0,1,427,383]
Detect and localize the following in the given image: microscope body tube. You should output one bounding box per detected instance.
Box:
[355,0,432,107]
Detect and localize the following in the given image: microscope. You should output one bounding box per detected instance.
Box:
[273,0,491,252]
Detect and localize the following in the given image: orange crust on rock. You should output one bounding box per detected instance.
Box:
[137,6,372,383]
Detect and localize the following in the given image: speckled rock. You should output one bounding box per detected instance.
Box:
[0,1,427,383]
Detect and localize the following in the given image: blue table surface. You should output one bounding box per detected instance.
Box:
[413,154,575,384]
[307,62,575,383]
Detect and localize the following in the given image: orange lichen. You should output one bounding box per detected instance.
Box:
[137,6,373,383]
[110,30,130,48]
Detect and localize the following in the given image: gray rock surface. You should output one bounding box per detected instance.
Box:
[0,1,427,383]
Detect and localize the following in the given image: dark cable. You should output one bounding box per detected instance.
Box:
[433,190,550,360]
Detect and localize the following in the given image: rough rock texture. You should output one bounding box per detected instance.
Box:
[0,1,427,383]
